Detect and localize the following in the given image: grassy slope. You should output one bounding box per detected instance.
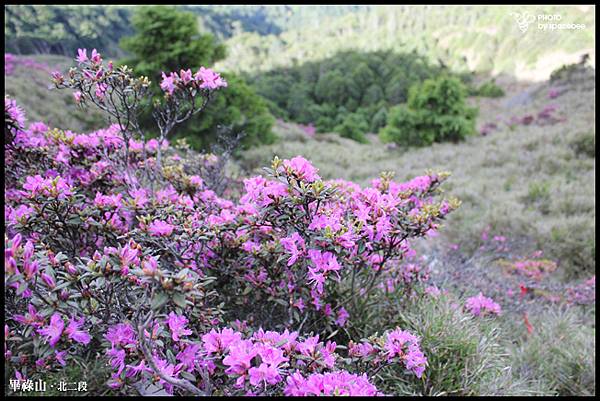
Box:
[239,69,595,280]
[4,55,105,132]
[217,5,595,81]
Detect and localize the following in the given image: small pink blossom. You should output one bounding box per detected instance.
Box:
[148,220,175,236]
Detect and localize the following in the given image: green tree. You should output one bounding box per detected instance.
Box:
[119,6,274,150]
[334,112,369,143]
[120,6,226,79]
[380,75,477,147]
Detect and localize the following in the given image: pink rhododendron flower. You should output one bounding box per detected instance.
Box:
[283,156,320,182]
[76,48,88,64]
[166,312,192,341]
[280,232,305,266]
[64,317,91,345]
[90,48,102,64]
[335,306,350,327]
[180,68,193,84]
[37,313,64,348]
[284,371,380,396]
[465,292,502,316]
[249,363,282,386]
[105,323,137,348]
[195,67,227,89]
[148,220,175,236]
[160,72,177,95]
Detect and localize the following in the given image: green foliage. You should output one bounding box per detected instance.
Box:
[4,5,132,57]
[569,131,595,158]
[249,50,445,140]
[470,80,505,98]
[119,6,274,150]
[120,6,226,80]
[173,73,276,150]
[380,75,477,147]
[333,113,369,143]
[510,307,595,395]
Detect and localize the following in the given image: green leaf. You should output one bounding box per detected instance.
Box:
[151,292,168,310]
[172,292,187,308]
[180,371,196,381]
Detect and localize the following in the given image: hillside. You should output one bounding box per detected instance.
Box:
[217,5,595,81]
[4,54,105,131]
[239,65,596,280]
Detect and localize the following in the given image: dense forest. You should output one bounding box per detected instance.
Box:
[245,50,454,140]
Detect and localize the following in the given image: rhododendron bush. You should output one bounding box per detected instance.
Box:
[4,49,459,396]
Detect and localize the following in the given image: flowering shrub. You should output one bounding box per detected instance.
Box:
[4,53,52,76]
[4,49,460,395]
[498,258,558,281]
[464,293,502,317]
[565,276,595,306]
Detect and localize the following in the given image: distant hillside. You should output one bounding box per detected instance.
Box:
[4,54,105,132]
[216,5,595,81]
[6,5,594,81]
[4,5,362,57]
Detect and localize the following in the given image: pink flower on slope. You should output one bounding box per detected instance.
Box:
[284,370,380,396]
[5,97,26,128]
[90,48,102,64]
[179,69,193,84]
[384,328,427,378]
[465,292,502,316]
[222,340,258,387]
[64,317,91,345]
[257,345,288,367]
[105,323,137,348]
[335,307,350,327]
[37,313,64,348]
[166,312,192,342]
[202,328,242,355]
[148,220,174,237]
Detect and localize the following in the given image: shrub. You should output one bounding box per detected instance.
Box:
[249,50,446,143]
[4,51,461,395]
[333,112,369,143]
[569,131,595,158]
[380,76,477,147]
[469,80,505,98]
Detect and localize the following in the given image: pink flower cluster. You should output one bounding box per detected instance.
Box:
[284,371,380,396]
[465,292,502,317]
[566,276,595,305]
[5,53,52,76]
[101,322,424,395]
[5,96,26,129]
[160,67,227,96]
